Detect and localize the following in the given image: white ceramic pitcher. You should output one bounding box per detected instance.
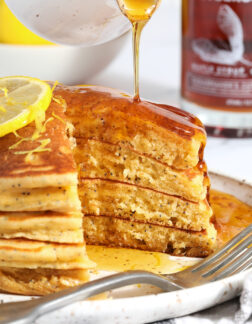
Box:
[5,0,130,47]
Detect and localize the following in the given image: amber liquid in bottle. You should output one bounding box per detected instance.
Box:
[181,0,252,137]
[117,0,161,101]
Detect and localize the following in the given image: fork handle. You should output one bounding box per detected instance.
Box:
[0,271,181,324]
[37,271,180,316]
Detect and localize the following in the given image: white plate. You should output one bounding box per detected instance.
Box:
[0,172,251,324]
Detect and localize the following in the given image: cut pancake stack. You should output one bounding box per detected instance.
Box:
[0,99,94,295]
[56,85,217,258]
[0,83,217,296]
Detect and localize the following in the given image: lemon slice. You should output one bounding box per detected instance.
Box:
[0,76,52,137]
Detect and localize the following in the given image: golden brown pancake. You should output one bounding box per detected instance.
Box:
[80,179,212,231]
[0,268,89,296]
[75,138,207,202]
[83,215,216,257]
[0,186,81,212]
[0,238,94,269]
[0,102,77,190]
[0,211,83,243]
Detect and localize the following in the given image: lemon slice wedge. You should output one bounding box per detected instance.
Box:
[0,76,52,137]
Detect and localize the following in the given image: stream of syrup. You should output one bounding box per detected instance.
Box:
[116,0,161,100]
[87,189,252,274]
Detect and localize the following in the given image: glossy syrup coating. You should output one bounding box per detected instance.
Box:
[54,84,207,170]
[57,85,205,139]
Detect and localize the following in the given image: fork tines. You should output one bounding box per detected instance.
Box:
[191,224,252,281]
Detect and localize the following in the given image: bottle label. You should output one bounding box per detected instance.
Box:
[182,0,252,111]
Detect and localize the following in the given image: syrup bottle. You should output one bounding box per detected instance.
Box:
[181,0,252,138]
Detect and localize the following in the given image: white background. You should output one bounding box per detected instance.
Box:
[88,0,252,183]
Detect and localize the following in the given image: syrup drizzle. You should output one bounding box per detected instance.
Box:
[116,0,161,100]
[57,85,206,139]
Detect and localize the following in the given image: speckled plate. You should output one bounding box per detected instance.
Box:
[0,172,251,324]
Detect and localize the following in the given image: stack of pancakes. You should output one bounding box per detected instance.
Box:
[56,85,216,258]
[0,98,94,295]
[0,84,216,295]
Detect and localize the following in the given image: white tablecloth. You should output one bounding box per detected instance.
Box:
[152,272,252,324]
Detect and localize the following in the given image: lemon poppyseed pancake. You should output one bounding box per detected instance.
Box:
[0,100,78,191]
[0,211,83,243]
[83,216,216,257]
[54,84,216,257]
[0,268,90,296]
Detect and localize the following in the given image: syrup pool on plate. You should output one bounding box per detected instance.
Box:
[211,189,252,247]
[87,189,252,274]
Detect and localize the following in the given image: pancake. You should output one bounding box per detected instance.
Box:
[0,186,81,212]
[0,268,89,296]
[80,179,212,231]
[83,216,216,257]
[56,85,206,169]
[0,238,94,269]
[75,138,208,202]
[0,101,77,190]
[0,211,83,243]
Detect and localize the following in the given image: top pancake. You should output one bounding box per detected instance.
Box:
[55,84,206,169]
[0,98,77,189]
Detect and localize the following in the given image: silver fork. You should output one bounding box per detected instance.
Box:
[0,224,251,324]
